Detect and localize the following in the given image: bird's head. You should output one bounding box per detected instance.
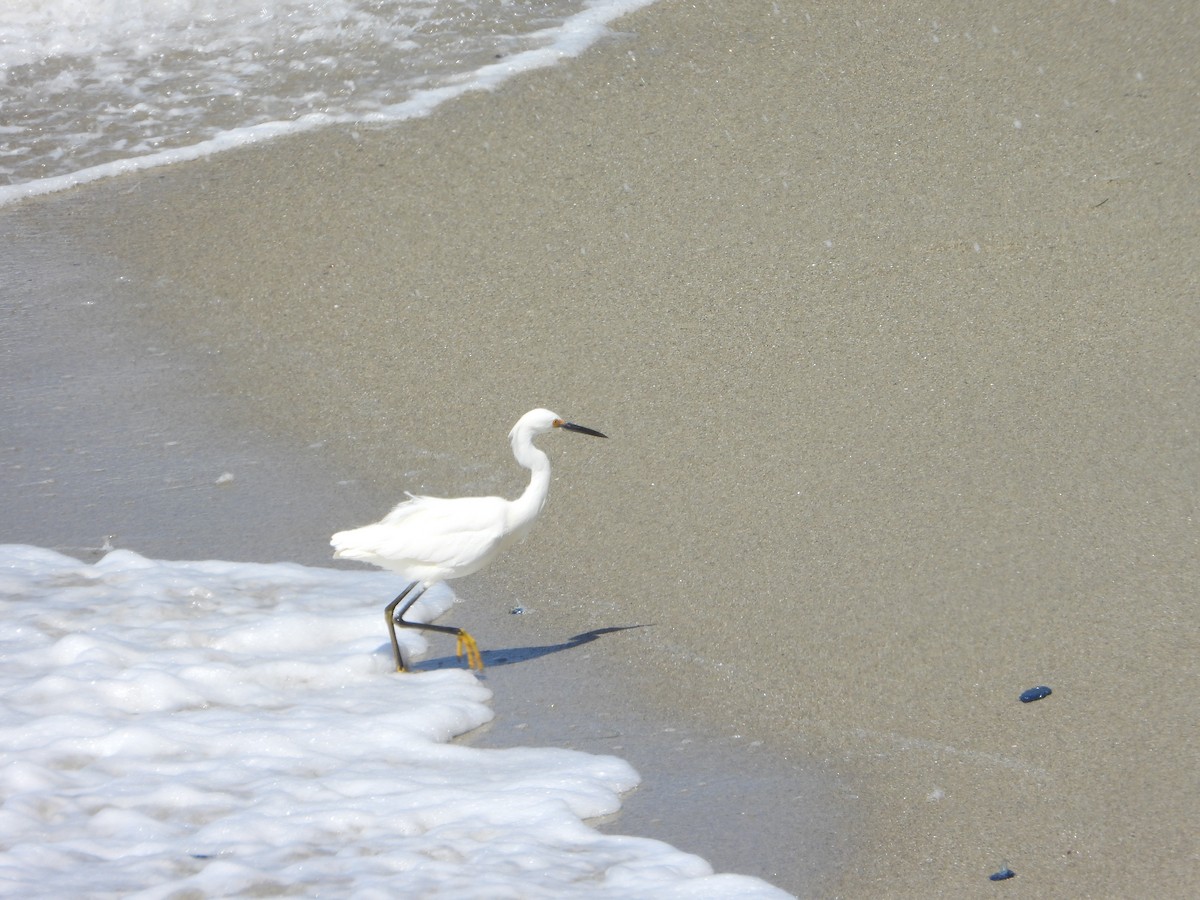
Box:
[511,408,608,444]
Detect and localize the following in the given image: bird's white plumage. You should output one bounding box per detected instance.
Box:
[332,409,581,583]
[331,493,517,584]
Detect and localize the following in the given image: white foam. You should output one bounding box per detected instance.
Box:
[0,0,658,207]
[0,544,790,897]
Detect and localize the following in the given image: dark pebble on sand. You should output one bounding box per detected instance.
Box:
[1019,685,1052,703]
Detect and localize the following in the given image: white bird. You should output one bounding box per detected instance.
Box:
[331,408,607,672]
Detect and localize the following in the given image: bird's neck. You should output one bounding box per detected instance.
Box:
[510,445,551,529]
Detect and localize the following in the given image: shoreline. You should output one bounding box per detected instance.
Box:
[5,0,1197,895]
[1,211,849,894]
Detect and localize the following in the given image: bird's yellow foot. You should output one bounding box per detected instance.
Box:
[456,629,484,671]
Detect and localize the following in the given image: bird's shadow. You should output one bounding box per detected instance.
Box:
[408,624,650,673]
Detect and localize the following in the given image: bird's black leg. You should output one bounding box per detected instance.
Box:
[384,582,423,672]
[384,583,484,672]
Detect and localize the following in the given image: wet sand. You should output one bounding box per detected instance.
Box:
[4,0,1197,895]
[2,212,853,896]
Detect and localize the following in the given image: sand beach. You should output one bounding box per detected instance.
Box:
[4,1,1197,895]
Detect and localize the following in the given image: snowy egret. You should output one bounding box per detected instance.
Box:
[331,408,607,672]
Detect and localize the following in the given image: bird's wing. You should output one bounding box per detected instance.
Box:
[378,493,505,531]
[332,495,509,579]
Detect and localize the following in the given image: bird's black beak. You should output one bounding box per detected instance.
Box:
[557,420,608,438]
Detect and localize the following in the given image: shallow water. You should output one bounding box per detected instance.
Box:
[0,0,656,202]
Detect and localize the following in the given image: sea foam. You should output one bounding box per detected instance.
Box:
[0,544,790,898]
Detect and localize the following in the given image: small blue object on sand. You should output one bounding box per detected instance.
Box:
[989,865,1016,881]
[1019,685,1052,703]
